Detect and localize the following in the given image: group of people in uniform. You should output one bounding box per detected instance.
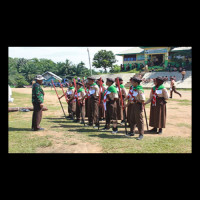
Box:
[57,75,169,140]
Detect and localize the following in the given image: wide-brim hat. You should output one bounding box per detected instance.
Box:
[115,77,123,81]
[97,77,104,82]
[35,75,46,80]
[87,76,96,81]
[132,76,142,83]
[76,82,83,86]
[106,78,115,83]
[156,76,165,82]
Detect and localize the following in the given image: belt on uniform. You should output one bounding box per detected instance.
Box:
[130,100,141,105]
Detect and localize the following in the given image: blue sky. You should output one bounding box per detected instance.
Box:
[8,47,142,70]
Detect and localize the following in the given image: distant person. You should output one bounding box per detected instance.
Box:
[169,77,182,98]
[181,69,186,81]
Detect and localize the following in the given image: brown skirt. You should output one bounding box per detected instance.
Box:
[106,100,117,125]
[127,103,134,124]
[129,103,144,134]
[68,99,76,116]
[149,97,167,128]
[116,98,123,120]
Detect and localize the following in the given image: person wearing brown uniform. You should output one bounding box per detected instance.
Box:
[124,77,145,140]
[115,77,127,125]
[87,76,100,128]
[59,81,76,120]
[126,77,134,126]
[145,76,169,134]
[96,78,107,121]
[32,75,46,131]
[74,82,86,123]
[102,78,119,134]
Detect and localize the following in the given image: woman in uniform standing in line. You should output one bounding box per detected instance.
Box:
[144,76,169,134]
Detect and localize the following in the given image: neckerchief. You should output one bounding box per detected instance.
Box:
[90,83,97,86]
[152,84,165,106]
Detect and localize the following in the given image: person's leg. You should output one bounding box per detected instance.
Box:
[93,98,99,126]
[173,86,182,97]
[32,103,36,130]
[135,103,144,140]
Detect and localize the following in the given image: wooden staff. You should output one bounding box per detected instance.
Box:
[98,77,103,130]
[51,80,67,118]
[73,79,85,126]
[116,77,127,135]
[58,79,69,103]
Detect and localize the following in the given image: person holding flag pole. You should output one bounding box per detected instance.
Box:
[87,76,99,128]
[102,78,118,134]
[59,80,76,120]
[124,76,146,140]
[73,79,85,126]
[97,77,103,130]
[51,79,67,118]
[116,77,128,135]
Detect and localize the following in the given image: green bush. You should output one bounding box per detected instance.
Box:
[15,74,29,88]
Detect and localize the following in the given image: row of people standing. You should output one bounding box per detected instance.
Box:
[59,76,169,140]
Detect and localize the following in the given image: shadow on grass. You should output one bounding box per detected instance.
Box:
[9,127,33,132]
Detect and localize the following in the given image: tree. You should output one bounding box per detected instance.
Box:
[110,64,121,73]
[92,50,117,72]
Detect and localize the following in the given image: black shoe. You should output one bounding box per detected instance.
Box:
[101,126,110,131]
[34,128,44,131]
[126,132,135,136]
[148,128,157,132]
[87,123,93,126]
[137,134,143,140]
[73,119,80,123]
[158,128,162,134]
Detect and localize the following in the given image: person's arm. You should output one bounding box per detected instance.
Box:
[35,84,44,107]
[163,88,169,100]
[144,89,153,105]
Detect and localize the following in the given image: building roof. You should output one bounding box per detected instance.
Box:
[116,47,144,56]
[170,47,192,52]
[42,71,62,81]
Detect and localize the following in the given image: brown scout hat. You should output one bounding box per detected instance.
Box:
[76,82,83,86]
[132,76,142,83]
[87,76,96,81]
[115,77,123,81]
[156,76,165,83]
[107,77,115,83]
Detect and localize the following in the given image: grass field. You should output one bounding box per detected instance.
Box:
[8,87,192,153]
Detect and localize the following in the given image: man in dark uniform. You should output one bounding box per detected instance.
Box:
[32,75,45,131]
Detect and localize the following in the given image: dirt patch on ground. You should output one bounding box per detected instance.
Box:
[34,130,103,153]
[11,88,192,152]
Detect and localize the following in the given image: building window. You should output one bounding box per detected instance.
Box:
[124,55,136,61]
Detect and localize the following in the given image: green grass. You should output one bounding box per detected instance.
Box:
[176,123,191,129]
[8,89,192,153]
[168,99,191,106]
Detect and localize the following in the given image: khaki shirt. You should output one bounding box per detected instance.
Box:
[107,92,118,100]
[145,88,169,104]
[89,84,99,97]
[129,89,145,103]
[116,86,127,98]
[77,90,86,102]
[67,88,75,99]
